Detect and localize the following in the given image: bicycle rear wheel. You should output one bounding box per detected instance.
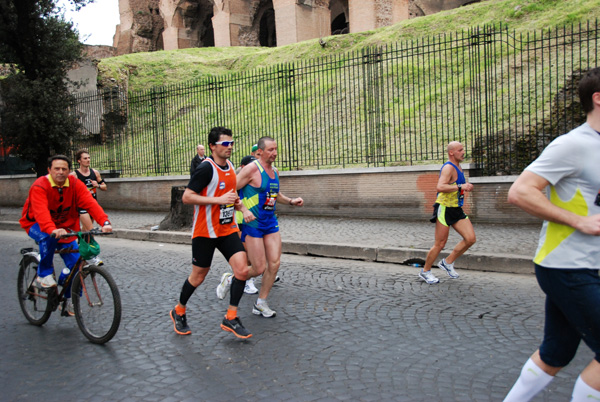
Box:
[71,265,122,344]
[17,255,54,325]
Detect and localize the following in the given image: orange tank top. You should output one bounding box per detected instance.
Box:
[191,158,239,238]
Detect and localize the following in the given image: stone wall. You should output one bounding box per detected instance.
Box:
[67,59,99,93]
[95,175,189,211]
[0,165,536,225]
[275,166,532,224]
[83,45,117,60]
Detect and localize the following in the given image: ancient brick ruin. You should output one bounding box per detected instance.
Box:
[113,0,481,55]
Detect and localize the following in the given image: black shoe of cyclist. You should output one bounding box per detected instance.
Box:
[170,308,191,335]
[220,316,252,339]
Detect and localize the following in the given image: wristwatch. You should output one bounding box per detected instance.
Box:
[103,220,111,226]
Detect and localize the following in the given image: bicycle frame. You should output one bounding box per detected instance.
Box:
[54,251,86,311]
[54,230,111,312]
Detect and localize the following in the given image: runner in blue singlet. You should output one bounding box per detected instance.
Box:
[233,136,303,318]
[419,141,476,284]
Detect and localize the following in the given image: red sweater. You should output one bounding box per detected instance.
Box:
[20,175,109,242]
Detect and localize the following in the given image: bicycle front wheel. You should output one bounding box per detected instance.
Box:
[72,265,122,344]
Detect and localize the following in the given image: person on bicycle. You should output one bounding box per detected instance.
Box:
[19,155,113,289]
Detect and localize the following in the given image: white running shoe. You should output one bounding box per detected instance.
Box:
[60,299,75,316]
[418,269,440,284]
[89,256,104,266]
[438,258,459,279]
[216,272,233,300]
[36,274,57,288]
[66,299,75,316]
[252,302,276,318]
[244,277,258,294]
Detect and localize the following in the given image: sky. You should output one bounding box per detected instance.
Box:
[57,0,121,46]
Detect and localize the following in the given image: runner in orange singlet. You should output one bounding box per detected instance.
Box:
[169,127,255,339]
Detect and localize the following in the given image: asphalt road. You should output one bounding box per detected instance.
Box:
[0,230,592,401]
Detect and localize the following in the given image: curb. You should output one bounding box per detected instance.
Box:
[0,221,534,275]
[282,241,534,275]
[0,221,21,231]
[112,228,191,245]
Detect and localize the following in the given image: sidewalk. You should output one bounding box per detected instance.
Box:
[0,207,541,274]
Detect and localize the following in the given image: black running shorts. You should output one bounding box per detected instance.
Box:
[432,203,468,227]
[192,232,245,267]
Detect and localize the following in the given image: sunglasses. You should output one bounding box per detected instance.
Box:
[57,187,63,203]
[215,140,235,147]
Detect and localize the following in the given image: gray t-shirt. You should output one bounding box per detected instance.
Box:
[525,122,600,269]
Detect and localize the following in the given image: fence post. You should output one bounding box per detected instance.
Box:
[101,86,127,174]
[150,87,168,175]
[361,47,384,167]
[468,26,486,174]
[210,78,225,126]
[279,66,298,170]
[481,26,496,176]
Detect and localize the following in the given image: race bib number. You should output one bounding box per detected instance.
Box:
[263,192,277,210]
[220,204,234,224]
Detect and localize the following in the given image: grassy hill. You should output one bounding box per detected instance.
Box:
[98,0,600,91]
[79,0,599,177]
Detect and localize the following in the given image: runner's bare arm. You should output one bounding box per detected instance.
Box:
[436,164,459,193]
[234,199,256,223]
[182,188,239,206]
[94,169,107,191]
[279,193,304,207]
[235,163,257,190]
[508,170,600,235]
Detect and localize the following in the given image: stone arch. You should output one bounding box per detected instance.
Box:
[329,0,349,35]
[257,0,276,47]
[172,0,216,48]
[155,27,165,50]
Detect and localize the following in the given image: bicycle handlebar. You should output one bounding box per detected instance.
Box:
[51,229,114,239]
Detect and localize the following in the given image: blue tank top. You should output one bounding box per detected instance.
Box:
[435,161,466,207]
[241,160,280,229]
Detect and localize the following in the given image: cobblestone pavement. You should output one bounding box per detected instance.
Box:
[1,230,591,401]
[0,207,542,257]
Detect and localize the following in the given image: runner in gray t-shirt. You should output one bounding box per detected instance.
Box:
[504,67,600,402]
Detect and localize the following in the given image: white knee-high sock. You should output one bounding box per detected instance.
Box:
[571,375,600,402]
[504,358,554,402]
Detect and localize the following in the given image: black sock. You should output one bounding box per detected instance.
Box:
[229,277,246,307]
[179,279,197,306]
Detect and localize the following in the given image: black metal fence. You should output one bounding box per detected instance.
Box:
[71,21,600,177]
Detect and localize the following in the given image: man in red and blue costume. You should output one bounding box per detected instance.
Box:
[19,155,112,288]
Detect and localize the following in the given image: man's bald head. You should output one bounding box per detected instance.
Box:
[447,141,462,153]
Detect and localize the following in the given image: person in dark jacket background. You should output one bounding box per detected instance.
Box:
[190,144,206,175]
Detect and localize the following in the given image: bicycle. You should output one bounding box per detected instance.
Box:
[17,229,122,344]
